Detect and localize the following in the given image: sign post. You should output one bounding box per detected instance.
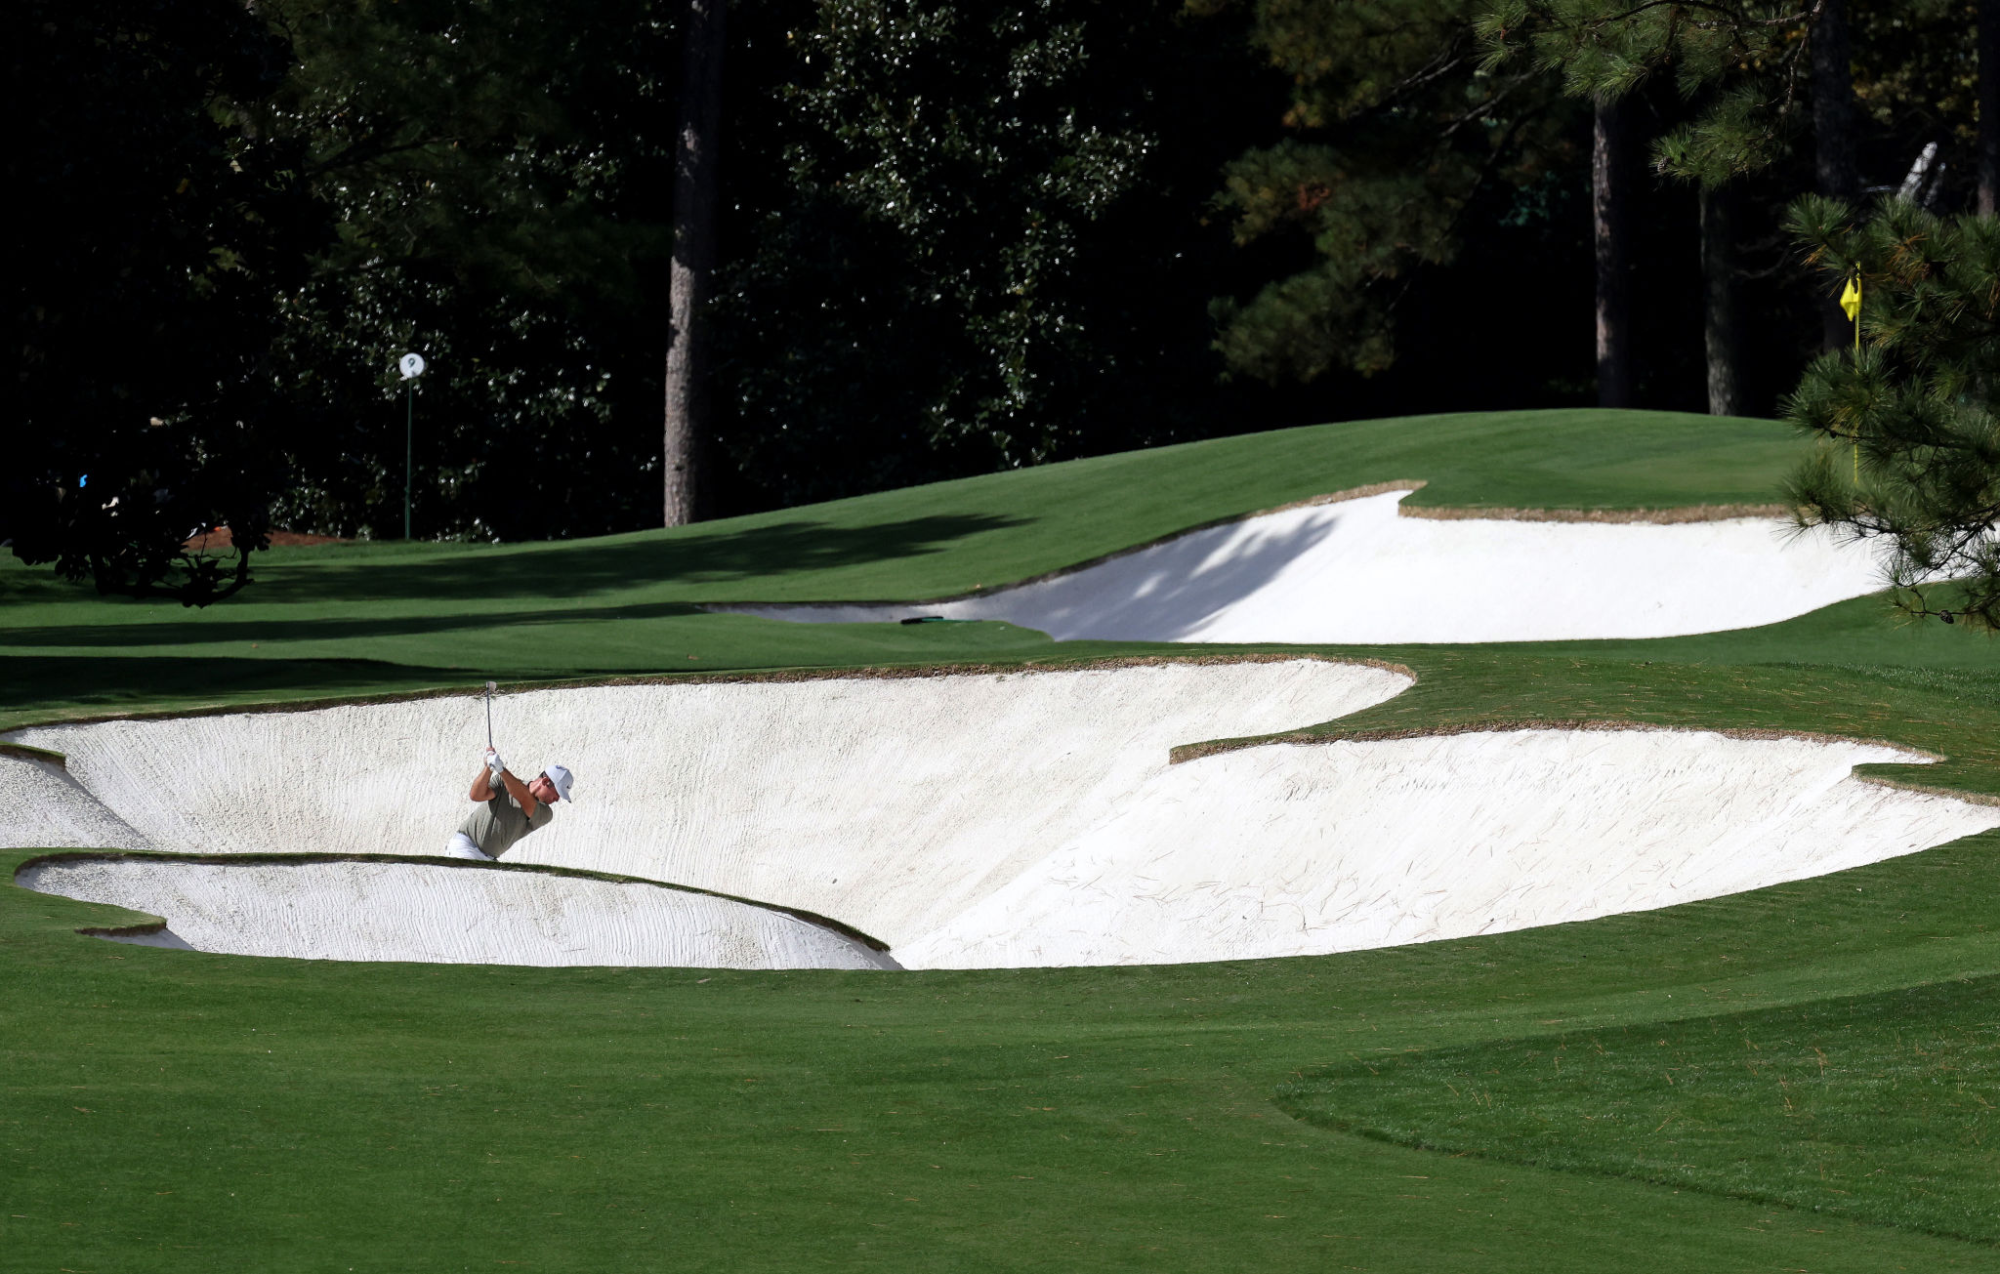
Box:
[398,353,426,539]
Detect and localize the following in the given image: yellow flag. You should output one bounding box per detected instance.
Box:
[1839,274,1861,321]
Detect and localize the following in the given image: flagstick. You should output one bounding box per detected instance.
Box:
[1843,271,1862,483]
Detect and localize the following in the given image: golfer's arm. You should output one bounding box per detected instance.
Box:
[469,768,495,801]
[496,767,539,818]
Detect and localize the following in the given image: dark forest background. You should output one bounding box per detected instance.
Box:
[9,0,1990,568]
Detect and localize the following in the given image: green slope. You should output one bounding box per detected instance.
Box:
[1,407,1793,628]
[1279,974,2000,1243]
[4,409,1997,1269]
[8,833,1999,1272]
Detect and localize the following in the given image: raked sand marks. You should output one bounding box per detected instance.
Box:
[898,729,2000,968]
[718,489,1889,643]
[6,660,1408,946]
[15,857,895,970]
[5,660,1405,967]
[0,749,153,852]
[8,661,1997,969]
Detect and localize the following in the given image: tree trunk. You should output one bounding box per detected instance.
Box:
[1700,184,1742,417]
[1593,98,1633,409]
[1980,0,1999,216]
[1812,0,1858,351]
[663,0,727,527]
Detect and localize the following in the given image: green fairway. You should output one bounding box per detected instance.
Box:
[8,828,1999,1271]
[1280,972,2000,1243]
[4,409,1997,1270]
[8,834,2000,1272]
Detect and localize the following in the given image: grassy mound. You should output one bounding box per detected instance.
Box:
[1,408,1800,727]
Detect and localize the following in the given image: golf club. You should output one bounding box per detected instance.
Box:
[484,680,497,749]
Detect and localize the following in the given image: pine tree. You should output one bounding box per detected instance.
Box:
[1479,0,1816,411]
[1204,0,1575,384]
[663,0,727,527]
[1784,198,2000,630]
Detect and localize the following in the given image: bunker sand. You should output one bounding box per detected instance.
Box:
[18,856,894,969]
[722,490,1888,643]
[7,660,1995,970]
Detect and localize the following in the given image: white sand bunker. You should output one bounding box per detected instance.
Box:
[723,490,1886,642]
[6,661,1995,969]
[16,857,893,969]
[908,729,2000,967]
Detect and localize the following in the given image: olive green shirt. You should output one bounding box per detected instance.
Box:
[458,783,554,858]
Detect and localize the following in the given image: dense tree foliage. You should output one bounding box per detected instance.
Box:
[11,0,1997,578]
[1786,198,2000,630]
[7,0,321,602]
[709,0,1294,507]
[255,0,682,541]
[250,0,1301,533]
[1202,0,1577,383]
[1480,0,1982,195]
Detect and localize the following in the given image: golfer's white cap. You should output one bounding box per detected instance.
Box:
[545,764,574,803]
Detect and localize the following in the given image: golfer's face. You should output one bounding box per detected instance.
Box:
[530,774,559,804]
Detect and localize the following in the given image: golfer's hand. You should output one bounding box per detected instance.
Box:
[485,748,506,776]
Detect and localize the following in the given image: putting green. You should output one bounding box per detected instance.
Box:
[4,410,1996,1270]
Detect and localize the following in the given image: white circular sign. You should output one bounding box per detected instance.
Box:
[399,352,427,379]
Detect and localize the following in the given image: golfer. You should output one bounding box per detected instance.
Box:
[445,748,574,861]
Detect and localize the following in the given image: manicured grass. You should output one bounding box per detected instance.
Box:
[7,832,1999,1272]
[4,410,1997,1269]
[0,619,1068,732]
[1257,647,2000,800]
[1278,975,2000,1243]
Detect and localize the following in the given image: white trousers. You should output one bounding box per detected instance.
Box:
[444,832,495,861]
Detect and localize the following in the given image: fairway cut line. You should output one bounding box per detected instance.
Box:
[715,489,1887,643]
[5,660,1995,969]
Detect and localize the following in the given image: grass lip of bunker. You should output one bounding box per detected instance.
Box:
[8,657,1996,970]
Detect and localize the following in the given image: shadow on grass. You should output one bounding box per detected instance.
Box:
[0,656,470,727]
[0,600,710,650]
[267,513,1033,603]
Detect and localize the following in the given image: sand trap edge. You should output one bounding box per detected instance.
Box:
[1401,502,1792,524]
[0,741,66,767]
[701,481,1806,610]
[78,919,171,940]
[1170,719,2000,809]
[0,652,1409,739]
[1169,719,1953,767]
[13,849,895,953]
